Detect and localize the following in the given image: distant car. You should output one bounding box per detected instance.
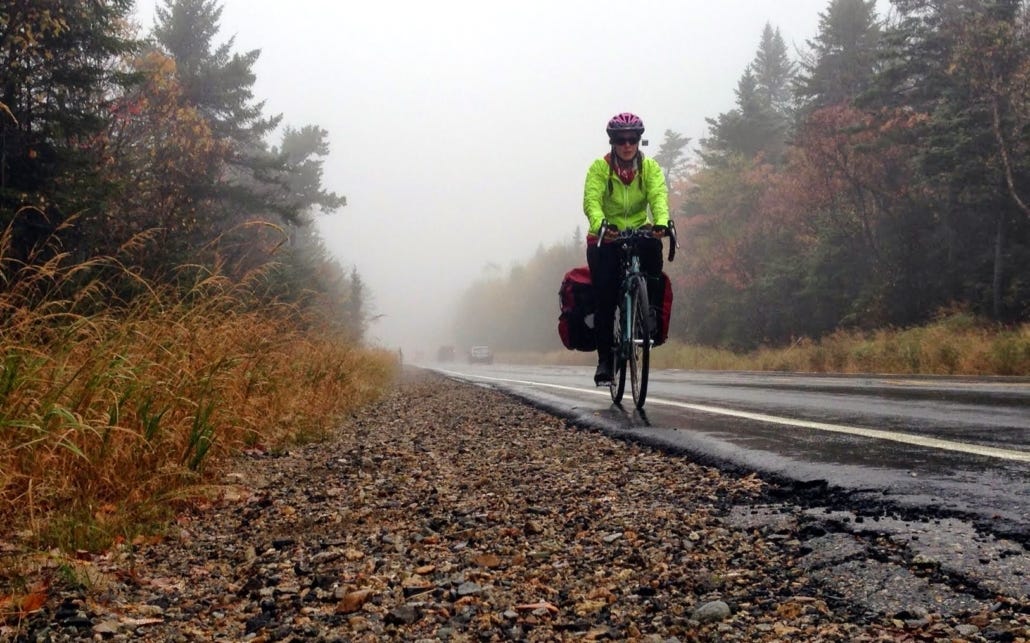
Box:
[437,345,456,362]
[468,345,493,364]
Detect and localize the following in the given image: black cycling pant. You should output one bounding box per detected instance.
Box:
[587,236,663,363]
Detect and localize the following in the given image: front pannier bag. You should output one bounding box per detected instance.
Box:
[558,266,596,351]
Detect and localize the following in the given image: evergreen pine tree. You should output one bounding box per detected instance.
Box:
[700,24,795,164]
[151,0,293,229]
[796,0,881,109]
[0,1,138,257]
[753,23,796,117]
[700,67,783,163]
[153,0,279,145]
[345,267,367,343]
[653,130,692,184]
[274,126,347,216]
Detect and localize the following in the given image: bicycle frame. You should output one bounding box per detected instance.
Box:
[597,223,677,409]
[601,228,655,408]
[617,255,644,358]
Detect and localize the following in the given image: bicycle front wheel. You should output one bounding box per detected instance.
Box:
[628,275,650,409]
[609,300,626,405]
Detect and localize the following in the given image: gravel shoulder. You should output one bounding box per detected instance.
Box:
[12,369,1029,642]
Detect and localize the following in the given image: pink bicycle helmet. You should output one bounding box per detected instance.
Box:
[606,112,645,138]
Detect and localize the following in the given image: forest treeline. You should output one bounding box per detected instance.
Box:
[0,1,399,552]
[1,0,366,334]
[456,0,1030,353]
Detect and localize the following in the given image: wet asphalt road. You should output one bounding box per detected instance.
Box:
[427,363,1030,541]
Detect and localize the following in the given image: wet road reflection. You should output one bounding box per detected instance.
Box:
[430,363,1030,537]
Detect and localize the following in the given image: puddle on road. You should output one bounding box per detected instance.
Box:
[725,503,1029,617]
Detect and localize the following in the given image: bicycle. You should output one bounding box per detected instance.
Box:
[597,222,677,409]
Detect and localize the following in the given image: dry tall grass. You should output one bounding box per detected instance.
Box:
[502,314,1029,376]
[649,314,1030,375]
[0,232,396,552]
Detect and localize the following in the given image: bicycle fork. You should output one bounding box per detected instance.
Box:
[620,257,653,355]
[618,258,634,358]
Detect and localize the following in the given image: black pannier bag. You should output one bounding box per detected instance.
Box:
[558,266,596,351]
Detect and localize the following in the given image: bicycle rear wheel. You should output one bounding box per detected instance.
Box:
[628,275,650,409]
[609,301,626,404]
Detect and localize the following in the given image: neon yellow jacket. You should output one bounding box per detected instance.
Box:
[583,155,669,236]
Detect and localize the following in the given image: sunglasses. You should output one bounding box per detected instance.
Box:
[613,136,640,146]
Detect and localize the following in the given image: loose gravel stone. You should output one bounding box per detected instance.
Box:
[692,600,732,623]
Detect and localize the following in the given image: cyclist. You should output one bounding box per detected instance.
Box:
[583,112,670,385]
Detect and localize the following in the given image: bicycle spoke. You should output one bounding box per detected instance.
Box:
[630,275,650,409]
[609,303,625,404]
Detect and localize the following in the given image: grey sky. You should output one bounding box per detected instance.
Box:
[132,0,884,355]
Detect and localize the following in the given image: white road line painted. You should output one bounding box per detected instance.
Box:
[438,369,1030,463]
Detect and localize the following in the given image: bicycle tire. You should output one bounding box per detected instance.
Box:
[609,300,626,404]
[629,275,650,409]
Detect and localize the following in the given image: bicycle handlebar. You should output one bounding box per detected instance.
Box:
[598,222,679,262]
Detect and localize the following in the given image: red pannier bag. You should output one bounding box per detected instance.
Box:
[651,272,673,346]
[558,266,597,351]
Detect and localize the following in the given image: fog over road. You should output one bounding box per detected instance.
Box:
[428,363,1030,541]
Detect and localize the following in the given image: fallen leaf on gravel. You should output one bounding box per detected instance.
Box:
[415,564,435,574]
[146,577,185,592]
[774,622,800,636]
[527,578,559,595]
[121,617,163,626]
[343,548,364,560]
[515,601,559,614]
[738,473,766,492]
[574,599,607,616]
[337,589,373,614]
[584,627,613,640]
[473,553,501,568]
[92,620,119,635]
[0,590,47,618]
[968,612,991,627]
[587,587,616,602]
[131,534,164,546]
[776,601,805,618]
[401,575,433,597]
[216,485,251,502]
[401,574,430,586]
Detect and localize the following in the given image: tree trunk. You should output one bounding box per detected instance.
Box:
[991,96,1030,219]
[992,210,1005,320]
